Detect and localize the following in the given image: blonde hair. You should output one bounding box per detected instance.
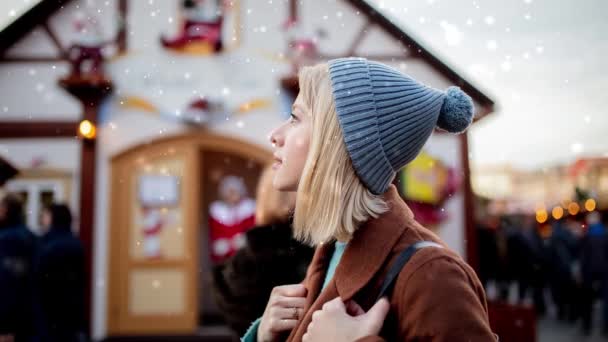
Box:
[293,64,388,246]
[255,165,296,226]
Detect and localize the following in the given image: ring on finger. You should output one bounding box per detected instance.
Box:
[292,307,299,319]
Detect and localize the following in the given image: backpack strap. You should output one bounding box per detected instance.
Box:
[375,241,443,302]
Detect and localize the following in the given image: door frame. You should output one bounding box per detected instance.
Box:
[107,132,271,334]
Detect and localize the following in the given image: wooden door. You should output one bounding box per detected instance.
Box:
[108,140,199,334]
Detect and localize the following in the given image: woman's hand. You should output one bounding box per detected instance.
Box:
[302,297,390,342]
[258,284,308,342]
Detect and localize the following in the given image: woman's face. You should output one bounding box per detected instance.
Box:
[269,94,311,192]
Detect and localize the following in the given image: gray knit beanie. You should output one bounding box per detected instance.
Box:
[328,57,474,195]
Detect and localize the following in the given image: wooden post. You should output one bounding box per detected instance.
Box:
[460,132,479,272]
[59,76,113,336]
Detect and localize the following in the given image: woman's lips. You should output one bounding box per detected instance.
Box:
[272,155,283,170]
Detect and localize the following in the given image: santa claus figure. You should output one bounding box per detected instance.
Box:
[208,176,255,263]
[141,206,165,259]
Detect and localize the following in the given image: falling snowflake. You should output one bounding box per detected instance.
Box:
[8,9,16,17]
[440,21,463,46]
[535,45,544,54]
[524,13,532,20]
[584,116,591,123]
[466,18,473,26]
[500,61,512,72]
[486,40,498,51]
[484,16,495,25]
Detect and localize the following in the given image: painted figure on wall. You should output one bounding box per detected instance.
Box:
[161,0,225,53]
[140,205,165,259]
[208,176,255,263]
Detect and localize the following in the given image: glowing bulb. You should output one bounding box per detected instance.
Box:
[79,119,96,139]
[552,206,564,220]
[536,210,548,224]
[585,199,596,212]
[568,202,580,216]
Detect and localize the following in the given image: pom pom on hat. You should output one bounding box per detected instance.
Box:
[436,86,474,133]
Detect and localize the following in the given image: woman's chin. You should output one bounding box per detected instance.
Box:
[272,176,298,192]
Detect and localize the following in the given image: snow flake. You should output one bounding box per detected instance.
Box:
[486,40,498,51]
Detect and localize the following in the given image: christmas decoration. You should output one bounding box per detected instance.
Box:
[208,176,255,263]
[161,0,225,54]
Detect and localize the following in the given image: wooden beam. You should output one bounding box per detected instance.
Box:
[289,0,298,20]
[345,20,372,56]
[318,53,411,62]
[460,132,479,272]
[118,0,128,53]
[0,56,66,63]
[42,22,67,58]
[0,121,78,138]
[0,0,73,56]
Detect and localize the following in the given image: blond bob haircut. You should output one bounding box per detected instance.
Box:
[293,63,388,246]
[255,165,296,226]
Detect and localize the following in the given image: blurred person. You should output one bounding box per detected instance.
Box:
[511,215,547,315]
[0,194,37,342]
[212,166,314,335]
[547,217,579,322]
[33,204,86,342]
[495,215,515,301]
[476,214,499,289]
[579,211,608,335]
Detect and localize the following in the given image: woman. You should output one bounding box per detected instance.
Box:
[213,167,313,335]
[244,58,495,341]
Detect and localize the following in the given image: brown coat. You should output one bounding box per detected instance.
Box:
[286,185,496,342]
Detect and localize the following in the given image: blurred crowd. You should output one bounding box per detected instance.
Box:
[0,194,86,342]
[477,210,608,336]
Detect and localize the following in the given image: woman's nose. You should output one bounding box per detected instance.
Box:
[269,126,284,147]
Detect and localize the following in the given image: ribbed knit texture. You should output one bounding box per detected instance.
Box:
[328,58,472,194]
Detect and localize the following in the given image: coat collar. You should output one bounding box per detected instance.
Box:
[333,185,414,301]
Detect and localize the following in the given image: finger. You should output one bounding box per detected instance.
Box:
[345,299,366,316]
[322,297,345,311]
[269,318,299,333]
[271,306,305,320]
[362,297,391,335]
[273,284,308,297]
[273,295,307,309]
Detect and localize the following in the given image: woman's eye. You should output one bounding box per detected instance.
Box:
[289,113,298,124]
